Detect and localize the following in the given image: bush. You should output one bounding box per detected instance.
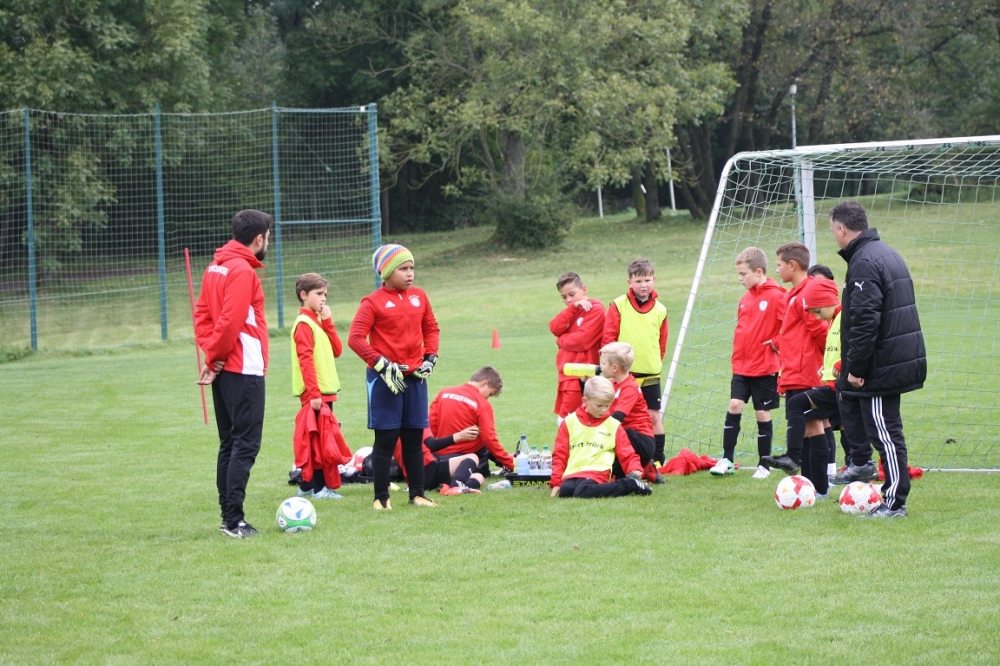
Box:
[488,193,575,250]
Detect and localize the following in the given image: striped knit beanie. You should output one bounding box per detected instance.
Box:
[372,244,414,281]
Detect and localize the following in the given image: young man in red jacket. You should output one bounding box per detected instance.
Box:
[428,366,514,481]
[761,242,829,475]
[549,272,605,425]
[709,247,786,479]
[194,209,271,539]
[549,377,652,499]
[349,244,441,511]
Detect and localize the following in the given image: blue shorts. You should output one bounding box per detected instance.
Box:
[366,368,429,430]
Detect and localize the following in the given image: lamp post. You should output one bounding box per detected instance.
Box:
[790,82,798,149]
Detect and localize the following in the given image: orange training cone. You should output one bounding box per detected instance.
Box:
[492,329,501,349]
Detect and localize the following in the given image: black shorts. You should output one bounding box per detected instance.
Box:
[730,374,779,411]
[423,460,451,489]
[632,376,661,410]
[804,386,840,424]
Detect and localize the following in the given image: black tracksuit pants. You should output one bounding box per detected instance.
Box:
[839,392,910,510]
[212,371,265,527]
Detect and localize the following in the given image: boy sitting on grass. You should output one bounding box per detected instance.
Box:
[549,377,652,499]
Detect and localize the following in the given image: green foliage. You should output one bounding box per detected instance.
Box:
[488,192,575,250]
[0,344,32,363]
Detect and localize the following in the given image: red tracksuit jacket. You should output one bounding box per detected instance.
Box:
[549,298,605,386]
[429,383,514,469]
[611,374,654,436]
[774,277,829,392]
[194,239,268,376]
[348,284,440,371]
[731,278,786,377]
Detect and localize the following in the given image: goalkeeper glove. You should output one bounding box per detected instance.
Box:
[412,353,437,379]
[373,356,408,394]
[627,470,643,481]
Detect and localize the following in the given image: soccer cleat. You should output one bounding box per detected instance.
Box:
[312,487,343,500]
[438,484,462,496]
[751,465,771,479]
[222,521,259,539]
[831,461,878,485]
[709,458,735,476]
[628,477,653,496]
[372,498,392,511]
[296,488,313,497]
[452,480,481,494]
[815,492,829,500]
[409,495,438,507]
[653,470,666,484]
[862,503,907,518]
[760,455,800,475]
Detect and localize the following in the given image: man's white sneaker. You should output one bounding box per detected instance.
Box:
[709,458,734,476]
[751,465,771,479]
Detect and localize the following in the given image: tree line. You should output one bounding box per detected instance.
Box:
[2,0,998,242]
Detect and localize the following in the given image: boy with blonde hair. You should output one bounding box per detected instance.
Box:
[709,247,786,479]
[549,377,652,499]
[549,272,605,424]
[599,342,661,483]
[602,258,668,464]
[290,272,350,499]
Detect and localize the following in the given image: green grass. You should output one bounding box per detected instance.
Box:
[2,211,1000,664]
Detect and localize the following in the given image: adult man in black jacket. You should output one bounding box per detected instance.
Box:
[829,201,926,517]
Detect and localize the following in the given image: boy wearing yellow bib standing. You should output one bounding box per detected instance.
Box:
[602,258,669,465]
[291,272,349,499]
[549,377,652,499]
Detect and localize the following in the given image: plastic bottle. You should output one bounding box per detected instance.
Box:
[487,479,512,491]
[528,446,541,475]
[540,446,552,475]
[515,435,530,476]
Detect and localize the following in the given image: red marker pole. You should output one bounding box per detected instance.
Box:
[184,248,209,425]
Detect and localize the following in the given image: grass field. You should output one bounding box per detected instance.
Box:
[2,212,999,664]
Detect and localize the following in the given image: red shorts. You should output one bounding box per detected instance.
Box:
[554,384,583,417]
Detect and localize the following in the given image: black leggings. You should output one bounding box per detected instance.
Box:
[372,427,425,501]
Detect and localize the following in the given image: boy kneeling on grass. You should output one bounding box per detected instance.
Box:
[550,376,653,499]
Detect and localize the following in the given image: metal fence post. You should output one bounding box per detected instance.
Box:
[23,107,37,351]
[367,104,382,289]
[155,104,168,340]
[272,101,285,327]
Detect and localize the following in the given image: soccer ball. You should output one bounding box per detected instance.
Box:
[774,475,817,510]
[276,497,317,533]
[838,481,883,515]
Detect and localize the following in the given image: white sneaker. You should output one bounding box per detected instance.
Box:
[709,458,734,476]
[751,465,771,479]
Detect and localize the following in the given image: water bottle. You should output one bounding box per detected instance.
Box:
[487,479,512,491]
[541,446,552,475]
[515,435,529,476]
[528,446,541,475]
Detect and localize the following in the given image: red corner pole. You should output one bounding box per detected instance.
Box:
[184,248,209,425]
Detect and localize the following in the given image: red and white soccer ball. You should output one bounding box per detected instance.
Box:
[838,481,883,515]
[774,475,817,510]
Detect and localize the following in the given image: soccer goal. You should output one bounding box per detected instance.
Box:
[662,136,1000,471]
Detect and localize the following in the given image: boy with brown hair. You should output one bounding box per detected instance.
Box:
[549,272,605,424]
[760,241,829,475]
[290,272,350,500]
[602,258,669,464]
[428,366,514,479]
[549,377,652,499]
[709,247,786,479]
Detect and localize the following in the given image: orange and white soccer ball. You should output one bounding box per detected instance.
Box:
[774,475,817,510]
[838,481,883,515]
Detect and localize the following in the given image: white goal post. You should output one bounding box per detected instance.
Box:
[662,136,1000,471]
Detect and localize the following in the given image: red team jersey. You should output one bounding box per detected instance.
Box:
[429,382,514,469]
[549,298,605,386]
[731,277,786,377]
[774,277,829,392]
[610,374,654,436]
[348,284,440,371]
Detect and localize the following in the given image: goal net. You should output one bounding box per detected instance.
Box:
[663,136,1000,471]
[0,106,381,352]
